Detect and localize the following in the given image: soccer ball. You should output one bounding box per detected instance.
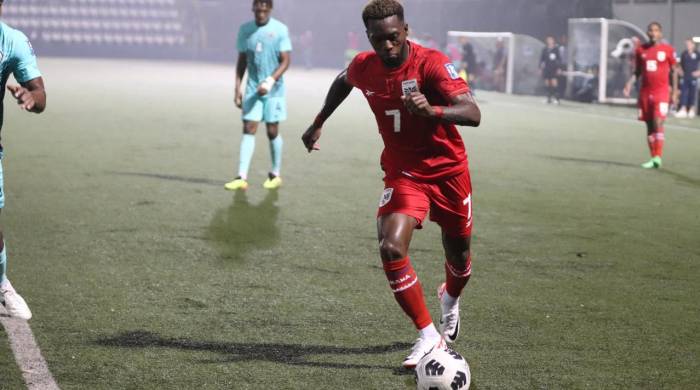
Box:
[415,346,471,390]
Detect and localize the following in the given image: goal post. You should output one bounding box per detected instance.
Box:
[567,18,647,104]
[446,31,545,95]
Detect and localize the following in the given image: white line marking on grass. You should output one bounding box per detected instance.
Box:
[0,308,60,390]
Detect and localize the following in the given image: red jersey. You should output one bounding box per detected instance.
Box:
[347,42,471,181]
[636,42,676,92]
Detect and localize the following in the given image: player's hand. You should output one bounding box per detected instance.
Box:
[672,91,680,106]
[234,91,243,109]
[257,76,275,97]
[623,83,632,98]
[402,92,434,118]
[301,124,322,153]
[7,85,35,111]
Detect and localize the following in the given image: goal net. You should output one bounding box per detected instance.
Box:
[567,18,647,104]
[446,31,545,95]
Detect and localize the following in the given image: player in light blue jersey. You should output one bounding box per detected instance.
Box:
[225,0,292,191]
[0,1,47,320]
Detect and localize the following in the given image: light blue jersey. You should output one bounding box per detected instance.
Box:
[0,21,41,133]
[237,17,292,100]
[0,22,41,209]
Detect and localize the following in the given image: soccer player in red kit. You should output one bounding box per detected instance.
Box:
[624,22,678,169]
[301,0,481,368]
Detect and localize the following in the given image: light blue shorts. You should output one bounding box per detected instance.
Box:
[242,94,287,123]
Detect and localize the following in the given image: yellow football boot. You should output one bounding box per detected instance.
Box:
[224,177,248,191]
[262,174,282,189]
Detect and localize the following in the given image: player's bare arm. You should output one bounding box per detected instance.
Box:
[8,77,45,113]
[234,52,247,108]
[258,51,291,96]
[671,63,679,105]
[301,69,353,152]
[402,91,480,127]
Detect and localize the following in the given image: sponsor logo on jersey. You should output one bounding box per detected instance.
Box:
[445,63,459,79]
[365,89,375,96]
[401,79,418,96]
[379,188,393,207]
[646,60,658,72]
[255,41,263,52]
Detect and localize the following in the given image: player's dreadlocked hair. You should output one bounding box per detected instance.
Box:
[253,0,273,7]
[362,0,404,27]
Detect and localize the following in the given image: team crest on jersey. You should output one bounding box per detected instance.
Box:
[401,79,418,96]
[379,188,394,207]
[657,51,666,62]
[444,63,459,79]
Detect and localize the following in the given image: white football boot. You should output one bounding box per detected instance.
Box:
[437,283,460,343]
[1,279,32,320]
[403,335,446,369]
[675,108,688,118]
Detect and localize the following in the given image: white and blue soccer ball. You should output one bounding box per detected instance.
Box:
[415,346,471,390]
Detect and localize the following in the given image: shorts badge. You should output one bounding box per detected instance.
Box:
[379,188,394,207]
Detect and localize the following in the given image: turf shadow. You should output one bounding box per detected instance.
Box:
[95,330,413,373]
[206,190,280,263]
[657,169,700,188]
[107,171,222,186]
[541,155,639,169]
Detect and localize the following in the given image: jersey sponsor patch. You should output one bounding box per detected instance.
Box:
[255,41,263,52]
[646,60,658,72]
[379,188,394,207]
[444,63,459,79]
[401,79,419,97]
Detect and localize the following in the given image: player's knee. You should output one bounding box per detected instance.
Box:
[379,239,407,262]
[243,122,258,135]
[446,249,470,267]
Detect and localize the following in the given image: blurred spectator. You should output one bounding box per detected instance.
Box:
[461,37,477,86]
[493,37,508,92]
[675,38,700,118]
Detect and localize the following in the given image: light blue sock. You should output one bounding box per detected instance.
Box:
[269,136,283,176]
[0,243,7,284]
[238,134,256,180]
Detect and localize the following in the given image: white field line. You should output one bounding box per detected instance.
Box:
[0,308,60,390]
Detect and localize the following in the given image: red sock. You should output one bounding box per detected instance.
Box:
[654,129,665,157]
[647,134,656,157]
[383,257,432,330]
[445,256,471,298]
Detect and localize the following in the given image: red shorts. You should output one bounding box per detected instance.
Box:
[377,170,473,237]
[638,90,670,121]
